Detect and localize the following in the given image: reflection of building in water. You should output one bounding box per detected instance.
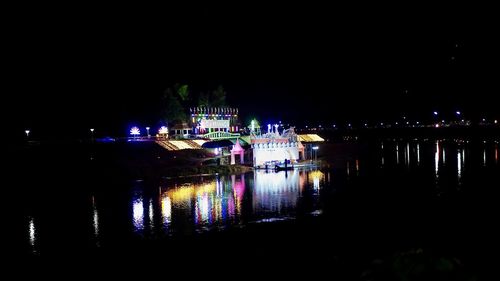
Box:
[253,170,301,213]
[308,170,325,191]
[161,194,172,227]
[232,175,245,216]
[153,170,324,232]
[253,169,324,215]
[163,180,239,227]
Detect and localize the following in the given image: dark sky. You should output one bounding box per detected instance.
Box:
[7,4,500,137]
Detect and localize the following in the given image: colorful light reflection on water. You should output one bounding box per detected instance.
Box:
[129,169,326,234]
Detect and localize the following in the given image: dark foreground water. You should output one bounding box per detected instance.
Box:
[10,139,500,279]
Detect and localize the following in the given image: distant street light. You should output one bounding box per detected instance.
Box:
[456,111,461,116]
[25,130,30,138]
[433,111,438,116]
[90,128,94,141]
[146,127,150,138]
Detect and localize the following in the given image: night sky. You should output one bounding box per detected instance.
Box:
[7,4,499,138]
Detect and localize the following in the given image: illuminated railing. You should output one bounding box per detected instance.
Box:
[202,131,241,140]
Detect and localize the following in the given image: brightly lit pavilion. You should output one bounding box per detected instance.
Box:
[251,125,305,168]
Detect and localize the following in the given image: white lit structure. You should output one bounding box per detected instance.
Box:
[251,127,304,168]
[189,107,240,135]
[130,126,140,137]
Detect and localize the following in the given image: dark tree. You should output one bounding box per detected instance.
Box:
[211,85,227,107]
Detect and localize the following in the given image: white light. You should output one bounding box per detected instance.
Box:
[416,121,420,125]
[25,130,30,137]
[130,126,140,136]
[434,111,438,116]
[90,128,94,132]
[146,127,150,130]
[312,146,319,150]
[456,111,461,115]
[133,198,144,230]
[161,195,172,225]
[482,119,486,122]
[29,218,35,247]
[495,120,498,124]
[158,126,168,134]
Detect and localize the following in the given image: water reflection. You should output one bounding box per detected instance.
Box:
[435,141,440,178]
[161,194,172,228]
[126,170,326,233]
[28,217,36,253]
[496,144,498,164]
[457,150,462,183]
[132,197,144,231]
[253,170,301,214]
[92,196,99,240]
[396,143,400,165]
[406,142,410,167]
[148,199,154,230]
[417,143,420,165]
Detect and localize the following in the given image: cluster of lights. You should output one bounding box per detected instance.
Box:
[159,126,168,134]
[130,126,140,136]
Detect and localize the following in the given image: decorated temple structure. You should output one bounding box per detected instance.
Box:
[190,107,240,135]
[251,126,305,168]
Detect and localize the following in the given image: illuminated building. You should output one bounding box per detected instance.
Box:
[251,126,305,167]
[189,107,241,139]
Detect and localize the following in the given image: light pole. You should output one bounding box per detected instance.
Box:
[146,127,150,138]
[25,129,30,139]
[313,146,319,163]
[90,128,94,141]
